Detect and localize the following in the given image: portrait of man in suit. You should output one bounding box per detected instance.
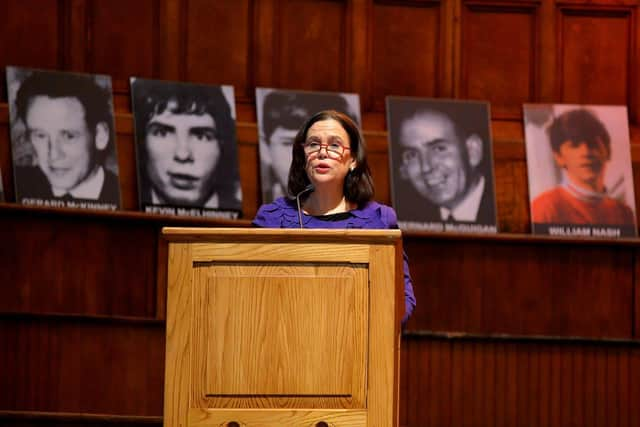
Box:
[8,67,120,209]
[387,97,497,232]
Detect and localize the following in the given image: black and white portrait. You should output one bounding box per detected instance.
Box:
[387,97,498,233]
[256,88,361,203]
[7,66,120,210]
[131,78,242,219]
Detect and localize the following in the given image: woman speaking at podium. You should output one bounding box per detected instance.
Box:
[252,110,416,323]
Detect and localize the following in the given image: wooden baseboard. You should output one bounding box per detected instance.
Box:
[0,410,162,427]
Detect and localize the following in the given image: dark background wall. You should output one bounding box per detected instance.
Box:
[1,1,639,426]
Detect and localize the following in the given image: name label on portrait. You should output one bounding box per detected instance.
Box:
[22,197,117,211]
[144,205,240,220]
[534,223,635,238]
[398,220,498,234]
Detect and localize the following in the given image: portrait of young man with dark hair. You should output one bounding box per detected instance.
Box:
[131,78,242,218]
[387,97,498,233]
[8,67,120,210]
[256,88,361,204]
[525,104,637,237]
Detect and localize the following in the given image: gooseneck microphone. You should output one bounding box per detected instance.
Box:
[295,183,315,228]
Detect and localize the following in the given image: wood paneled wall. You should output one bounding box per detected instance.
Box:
[1,0,640,229]
[2,0,640,426]
[1,0,637,116]
[403,234,638,338]
[401,335,640,427]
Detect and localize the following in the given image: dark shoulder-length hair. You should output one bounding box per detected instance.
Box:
[132,79,241,209]
[288,110,374,205]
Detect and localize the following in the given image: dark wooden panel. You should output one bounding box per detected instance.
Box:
[370,0,440,111]
[0,113,14,202]
[0,210,158,317]
[368,152,391,206]
[558,8,632,108]
[272,0,347,91]
[0,0,64,102]
[460,2,538,119]
[184,0,253,103]
[0,316,164,415]
[636,248,640,339]
[493,157,530,233]
[236,123,260,218]
[113,114,139,210]
[85,0,160,111]
[400,336,640,427]
[404,236,634,338]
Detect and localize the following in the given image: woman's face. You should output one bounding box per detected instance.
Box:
[303,118,356,189]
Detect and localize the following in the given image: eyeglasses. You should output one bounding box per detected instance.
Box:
[303,140,351,159]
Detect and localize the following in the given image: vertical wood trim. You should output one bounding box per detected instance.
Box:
[538,0,556,102]
[628,5,637,124]
[179,0,189,80]
[155,233,167,321]
[151,0,161,79]
[58,0,70,69]
[630,348,640,427]
[164,243,193,427]
[368,243,400,426]
[158,0,182,79]
[349,0,368,95]
[84,0,94,72]
[67,0,87,71]
[253,0,275,87]
[364,0,374,112]
[442,0,457,97]
[245,0,256,98]
[450,0,462,99]
[634,248,639,338]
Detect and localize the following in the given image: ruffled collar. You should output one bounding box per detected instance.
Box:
[268,197,385,229]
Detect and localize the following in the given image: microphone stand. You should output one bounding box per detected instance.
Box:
[295,184,315,228]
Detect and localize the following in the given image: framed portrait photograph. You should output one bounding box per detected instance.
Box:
[131,77,242,219]
[7,66,120,210]
[256,87,361,204]
[524,104,637,238]
[386,96,498,233]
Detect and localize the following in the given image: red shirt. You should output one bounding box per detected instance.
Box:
[532,186,635,225]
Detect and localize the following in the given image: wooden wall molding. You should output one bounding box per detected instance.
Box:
[0,410,162,427]
[83,0,161,110]
[369,0,443,112]
[556,4,636,120]
[460,1,540,119]
[183,0,255,105]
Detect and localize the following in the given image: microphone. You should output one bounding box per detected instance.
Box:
[295,183,315,228]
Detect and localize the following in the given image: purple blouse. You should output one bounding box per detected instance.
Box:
[252,197,416,323]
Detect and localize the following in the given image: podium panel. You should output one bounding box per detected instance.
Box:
[195,264,367,399]
[163,228,402,427]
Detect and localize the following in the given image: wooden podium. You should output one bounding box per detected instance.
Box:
[162,227,403,427]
